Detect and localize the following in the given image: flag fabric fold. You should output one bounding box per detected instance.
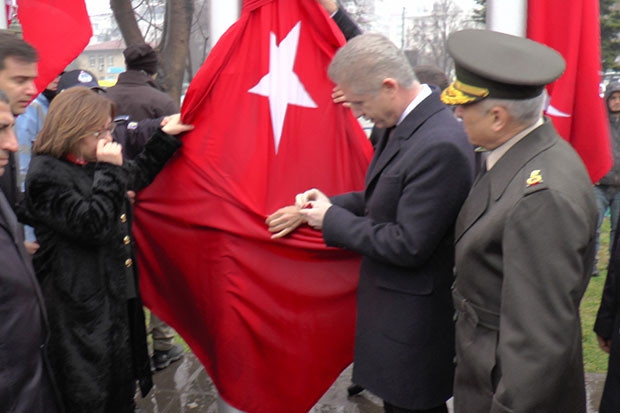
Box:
[527,0,612,183]
[134,0,373,411]
[17,0,91,94]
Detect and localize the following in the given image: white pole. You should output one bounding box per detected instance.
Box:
[209,0,241,49]
[1,0,8,30]
[487,0,527,37]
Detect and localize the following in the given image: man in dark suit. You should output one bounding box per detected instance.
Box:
[0,90,59,412]
[272,32,474,412]
[441,29,597,413]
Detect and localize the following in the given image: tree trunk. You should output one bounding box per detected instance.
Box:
[109,0,193,106]
[159,0,193,104]
[110,0,143,45]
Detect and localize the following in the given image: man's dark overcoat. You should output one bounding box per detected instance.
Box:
[322,90,474,409]
[0,190,59,412]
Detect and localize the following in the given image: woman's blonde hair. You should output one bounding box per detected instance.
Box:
[32,86,116,158]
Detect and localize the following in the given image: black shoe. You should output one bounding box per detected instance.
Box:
[347,383,364,397]
[152,344,184,371]
[592,270,599,277]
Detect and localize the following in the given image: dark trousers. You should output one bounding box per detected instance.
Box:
[384,401,448,413]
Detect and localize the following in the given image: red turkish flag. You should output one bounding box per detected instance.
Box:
[17,0,91,93]
[528,0,612,183]
[133,0,373,412]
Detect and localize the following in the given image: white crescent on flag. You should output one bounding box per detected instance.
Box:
[546,104,571,118]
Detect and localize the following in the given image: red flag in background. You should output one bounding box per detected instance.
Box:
[133,0,373,411]
[5,0,16,27]
[17,0,91,93]
[528,0,612,183]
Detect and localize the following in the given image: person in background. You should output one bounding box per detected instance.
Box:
[442,29,596,412]
[413,65,449,91]
[14,73,62,244]
[595,219,620,412]
[105,43,178,121]
[0,89,60,412]
[595,85,620,408]
[19,86,193,412]
[0,31,37,235]
[592,81,620,276]
[268,32,474,413]
[105,43,185,371]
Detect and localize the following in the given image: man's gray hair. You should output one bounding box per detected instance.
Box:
[328,33,416,94]
[477,92,547,126]
[0,89,8,104]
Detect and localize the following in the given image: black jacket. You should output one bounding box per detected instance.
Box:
[21,129,180,412]
[105,70,178,122]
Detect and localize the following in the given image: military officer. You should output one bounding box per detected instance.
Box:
[441,29,597,413]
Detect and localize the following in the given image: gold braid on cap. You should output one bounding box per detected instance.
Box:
[440,80,490,105]
[454,80,490,98]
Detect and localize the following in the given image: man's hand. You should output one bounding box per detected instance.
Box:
[299,198,332,230]
[598,335,612,353]
[318,0,338,14]
[332,86,350,107]
[127,190,136,205]
[24,240,39,255]
[266,205,306,239]
[295,188,330,209]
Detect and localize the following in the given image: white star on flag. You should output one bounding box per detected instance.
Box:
[248,21,317,153]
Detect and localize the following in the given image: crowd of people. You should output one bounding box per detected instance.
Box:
[1,0,620,412]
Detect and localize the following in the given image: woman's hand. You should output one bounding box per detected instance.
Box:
[266,205,306,239]
[96,140,123,166]
[161,114,194,136]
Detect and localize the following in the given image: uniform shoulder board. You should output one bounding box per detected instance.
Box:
[524,168,547,193]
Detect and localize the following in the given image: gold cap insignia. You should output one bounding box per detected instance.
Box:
[526,170,543,187]
[440,80,490,105]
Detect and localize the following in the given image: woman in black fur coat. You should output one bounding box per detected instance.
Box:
[20,87,192,412]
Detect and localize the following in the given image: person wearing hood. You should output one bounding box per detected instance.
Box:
[593,82,620,276]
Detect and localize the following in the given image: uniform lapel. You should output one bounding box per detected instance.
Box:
[455,120,557,242]
[455,172,490,242]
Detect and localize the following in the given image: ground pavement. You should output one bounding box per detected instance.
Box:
[136,352,606,413]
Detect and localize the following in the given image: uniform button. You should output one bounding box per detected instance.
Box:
[123,235,131,245]
[120,213,127,223]
[125,258,133,268]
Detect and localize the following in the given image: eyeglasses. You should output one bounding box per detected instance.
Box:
[92,123,116,138]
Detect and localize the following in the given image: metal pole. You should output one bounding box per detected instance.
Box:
[209,0,241,49]
[487,0,527,37]
[1,1,8,30]
[401,6,405,49]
